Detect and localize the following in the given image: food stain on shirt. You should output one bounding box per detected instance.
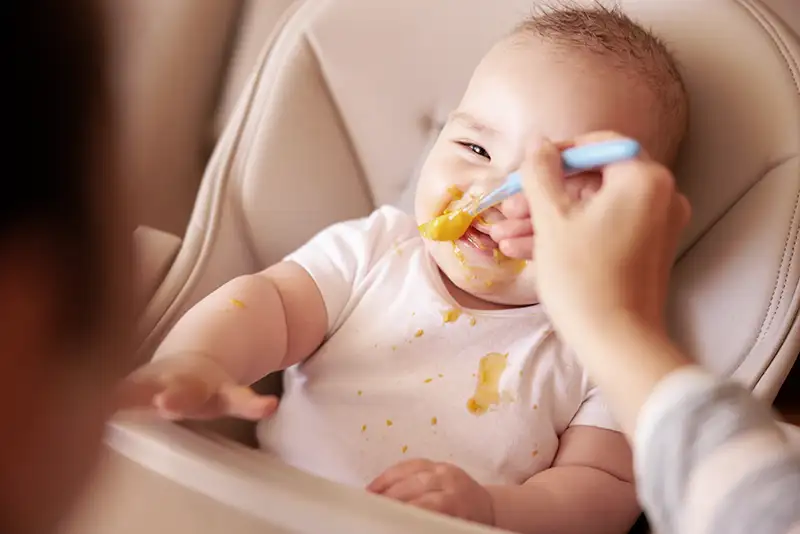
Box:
[391,345,397,351]
[401,445,408,454]
[532,404,539,410]
[466,352,509,415]
[230,298,246,309]
[361,424,367,432]
[441,307,462,324]
[357,390,363,396]
[414,329,424,338]
[386,419,393,427]
[431,417,438,426]
[469,316,477,327]
[424,378,433,384]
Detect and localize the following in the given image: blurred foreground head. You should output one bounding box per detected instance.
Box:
[1,1,131,532]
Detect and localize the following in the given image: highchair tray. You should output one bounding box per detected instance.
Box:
[103,413,510,534]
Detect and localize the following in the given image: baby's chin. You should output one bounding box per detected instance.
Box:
[429,247,540,307]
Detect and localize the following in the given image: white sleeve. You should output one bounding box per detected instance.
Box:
[283,206,418,334]
[568,385,622,432]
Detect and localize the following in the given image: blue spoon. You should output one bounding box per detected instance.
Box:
[473,138,641,214]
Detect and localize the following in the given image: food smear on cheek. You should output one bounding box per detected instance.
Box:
[466,352,509,415]
[493,249,527,274]
[230,298,246,309]
[447,185,464,201]
[453,242,467,266]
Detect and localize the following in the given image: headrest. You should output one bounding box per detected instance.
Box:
[221,0,799,397]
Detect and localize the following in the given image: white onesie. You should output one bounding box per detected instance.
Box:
[257,206,618,487]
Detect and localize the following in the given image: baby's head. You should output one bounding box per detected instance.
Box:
[415,3,688,306]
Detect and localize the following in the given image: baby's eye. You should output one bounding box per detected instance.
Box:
[457,142,491,161]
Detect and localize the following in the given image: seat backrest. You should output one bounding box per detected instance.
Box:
[143,0,800,401]
[110,0,300,236]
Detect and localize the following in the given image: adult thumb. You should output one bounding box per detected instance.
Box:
[521,138,571,222]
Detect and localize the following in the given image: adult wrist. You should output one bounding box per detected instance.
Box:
[561,308,694,435]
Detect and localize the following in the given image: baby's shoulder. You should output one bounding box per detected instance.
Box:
[369,205,420,242]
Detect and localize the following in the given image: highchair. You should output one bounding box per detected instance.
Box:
[100,0,800,533]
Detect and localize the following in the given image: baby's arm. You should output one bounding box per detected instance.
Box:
[120,261,327,418]
[369,426,638,534]
[155,261,327,383]
[487,426,639,534]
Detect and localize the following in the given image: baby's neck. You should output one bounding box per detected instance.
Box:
[439,270,521,311]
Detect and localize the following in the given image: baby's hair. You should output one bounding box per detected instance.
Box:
[513,1,689,164]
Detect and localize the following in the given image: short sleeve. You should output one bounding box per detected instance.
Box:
[568,385,622,432]
[284,205,418,333]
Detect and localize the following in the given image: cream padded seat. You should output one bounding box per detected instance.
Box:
[117,1,800,533]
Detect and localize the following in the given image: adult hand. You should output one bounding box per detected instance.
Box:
[502,132,690,338]
[367,460,495,526]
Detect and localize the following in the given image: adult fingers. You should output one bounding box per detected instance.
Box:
[499,194,530,219]
[498,237,533,260]
[490,218,532,241]
[591,158,672,214]
[521,138,572,222]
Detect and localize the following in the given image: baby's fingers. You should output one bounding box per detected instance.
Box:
[154,376,214,419]
[218,384,279,420]
[115,378,166,412]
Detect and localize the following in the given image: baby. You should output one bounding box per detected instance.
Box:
[125,4,688,533]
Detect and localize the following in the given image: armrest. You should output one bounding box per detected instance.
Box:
[106,414,504,534]
[134,225,182,305]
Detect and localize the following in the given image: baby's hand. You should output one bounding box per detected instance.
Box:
[116,353,278,421]
[367,459,494,526]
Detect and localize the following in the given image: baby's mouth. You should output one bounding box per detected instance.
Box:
[459,209,504,253]
[462,225,498,252]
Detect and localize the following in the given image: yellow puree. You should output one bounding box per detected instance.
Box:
[466,352,508,415]
[418,186,476,241]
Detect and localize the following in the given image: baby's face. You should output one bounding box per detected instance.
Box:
[415,37,661,306]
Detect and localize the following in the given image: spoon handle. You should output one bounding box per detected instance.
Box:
[474,139,641,214]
